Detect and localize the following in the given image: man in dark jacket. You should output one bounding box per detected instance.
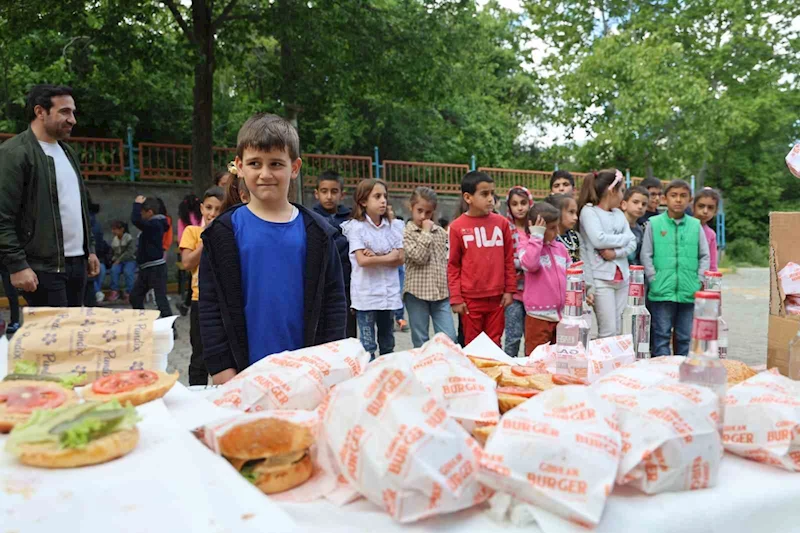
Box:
[198,203,346,381]
[129,196,173,318]
[0,84,99,307]
[312,170,356,338]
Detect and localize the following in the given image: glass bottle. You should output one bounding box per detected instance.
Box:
[622,265,651,359]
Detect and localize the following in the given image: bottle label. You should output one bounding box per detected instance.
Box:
[692,318,718,341]
[629,283,644,298]
[637,342,650,354]
[565,290,583,308]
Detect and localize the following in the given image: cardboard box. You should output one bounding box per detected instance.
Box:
[767,212,800,375]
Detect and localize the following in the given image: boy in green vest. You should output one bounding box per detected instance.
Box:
[641,179,710,356]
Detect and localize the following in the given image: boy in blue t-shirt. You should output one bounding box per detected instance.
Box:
[198,113,347,384]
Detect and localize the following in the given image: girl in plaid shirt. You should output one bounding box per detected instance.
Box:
[403,187,457,348]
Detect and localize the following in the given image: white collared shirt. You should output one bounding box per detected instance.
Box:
[342,216,404,311]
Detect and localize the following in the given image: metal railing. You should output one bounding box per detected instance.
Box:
[0,133,125,176]
[381,161,470,194]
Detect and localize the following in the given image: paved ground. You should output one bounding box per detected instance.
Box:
[161,268,769,385]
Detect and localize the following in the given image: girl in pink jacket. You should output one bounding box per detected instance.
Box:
[519,202,572,356]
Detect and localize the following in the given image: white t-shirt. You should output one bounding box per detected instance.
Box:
[38,140,85,257]
[342,216,404,311]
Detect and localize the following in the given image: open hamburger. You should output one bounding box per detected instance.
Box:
[219,418,314,494]
[81,370,179,406]
[0,380,79,433]
[5,400,140,468]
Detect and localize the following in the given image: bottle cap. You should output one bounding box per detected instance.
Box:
[629,265,645,271]
[572,261,584,268]
[704,270,722,278]
[694,290,721,300]
[566,268,583,275]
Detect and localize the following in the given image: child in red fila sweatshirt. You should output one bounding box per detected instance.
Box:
[448,171,516,346]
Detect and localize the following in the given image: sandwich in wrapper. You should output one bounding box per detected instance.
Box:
[5,400,140,468]
[218,418,315,494]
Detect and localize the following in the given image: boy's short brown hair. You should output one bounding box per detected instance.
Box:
[623,185,649,202]
[236,113,300,160]
[664,179,692,196]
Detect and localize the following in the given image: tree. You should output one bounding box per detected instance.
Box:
[525,0,800,241]
[162,0,257,195]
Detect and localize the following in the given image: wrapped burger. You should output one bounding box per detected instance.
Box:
[407,334,499,431]
[723,371,800,471]
[597,382,722,493]
[321,352,491,523]
[208,339,370,412]
[479,386,621,527]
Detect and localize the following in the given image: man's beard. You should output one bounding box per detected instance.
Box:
[46,121,71,140]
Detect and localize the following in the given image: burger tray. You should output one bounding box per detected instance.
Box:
[0,398,296,533]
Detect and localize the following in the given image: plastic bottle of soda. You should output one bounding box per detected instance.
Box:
[556,268,589,376]
[703,270,728,360]
[621,265,651,359]
[679,291,727,424]
[570,261,593,335]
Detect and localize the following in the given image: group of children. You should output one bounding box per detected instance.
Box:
[162,112,724,386]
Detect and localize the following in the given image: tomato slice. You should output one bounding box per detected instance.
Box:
[496,386,539,398]
[510,366,541,377]
[92,370,159,394]
[0,385,67,413]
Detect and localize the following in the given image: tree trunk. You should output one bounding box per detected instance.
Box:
[191,0,215,197]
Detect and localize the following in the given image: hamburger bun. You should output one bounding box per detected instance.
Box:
[220,417,315,495]
[467,356,507,369]
[252,453,313,495]
[722,360,757,386]
[498,392,528,413]
[471,425,496,447]
[82,370,179,406]
[219,418,314,460]
[0,381,78,433]
[498,367,555,391]
[15,428,139,468]
[479,366,504,384]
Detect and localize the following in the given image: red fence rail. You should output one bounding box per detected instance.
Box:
[0,133,125,176]
[382,161,470,194]
[302,154,373,190]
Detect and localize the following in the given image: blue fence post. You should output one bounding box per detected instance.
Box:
[373,146,380,179]
[554,162,559,171]
[625,168,631,188]
[690,175,696,194]
[470,154,476,171]
[126,126,137,182]
[717,197,726,250]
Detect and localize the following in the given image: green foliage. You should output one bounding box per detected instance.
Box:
[725,238,768,267]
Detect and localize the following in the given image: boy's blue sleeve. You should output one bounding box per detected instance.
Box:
[318,234,347,343]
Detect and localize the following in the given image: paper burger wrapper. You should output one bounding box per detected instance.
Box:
[208,338,370,412]
[480,386,621,527]
[7,307,161,380]
[322,352,491,523]
[723,371,800,471]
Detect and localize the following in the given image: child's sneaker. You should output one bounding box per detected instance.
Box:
[6,322,20,335]
[95,291,105,304]
[107,291,120,303]
[397,319,409,332]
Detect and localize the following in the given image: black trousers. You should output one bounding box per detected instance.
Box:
[22,256,87,308]
[129,263,173,318]
[189,301,208,385]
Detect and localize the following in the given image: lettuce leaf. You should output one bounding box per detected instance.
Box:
[240,464,258,484]
[57,374,87,389]
[5,400,140,455]
[13,360,39,375]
